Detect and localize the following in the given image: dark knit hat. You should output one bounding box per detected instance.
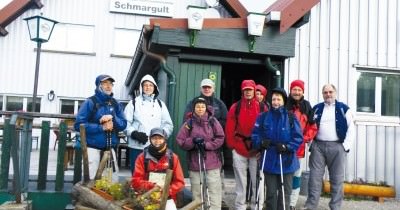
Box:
[271,88,288,104]
[192,97,208,109]
[290,80,305,92]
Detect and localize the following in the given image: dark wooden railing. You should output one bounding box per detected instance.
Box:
[0,111,80,205]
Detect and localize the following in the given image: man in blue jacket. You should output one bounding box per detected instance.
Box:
[75,74,127,179]
[303,84,354,210]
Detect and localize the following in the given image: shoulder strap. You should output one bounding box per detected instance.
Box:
[132,98,136,112]
[234,99,241,130]
[156,99,162,108]
[144,148,174,172]
[89,96,100,122]
[288,111,294,128]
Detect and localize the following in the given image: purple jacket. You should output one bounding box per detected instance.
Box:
[176,112,225,171]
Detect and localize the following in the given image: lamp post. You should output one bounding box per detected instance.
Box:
[24,15,58,112]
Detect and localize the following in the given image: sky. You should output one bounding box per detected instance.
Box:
[239,0,276,13]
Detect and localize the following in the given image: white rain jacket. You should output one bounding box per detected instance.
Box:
[124,74,173,150]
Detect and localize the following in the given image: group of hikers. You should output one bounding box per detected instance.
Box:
[74,74,354,210]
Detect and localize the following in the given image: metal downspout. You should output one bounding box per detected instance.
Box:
[142,26,176,114]
[266,56,281,88]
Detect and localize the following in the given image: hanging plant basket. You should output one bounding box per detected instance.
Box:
[323,180,396,202]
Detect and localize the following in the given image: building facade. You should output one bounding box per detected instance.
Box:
[0,0,399,198]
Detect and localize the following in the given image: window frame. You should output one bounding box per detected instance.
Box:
[354,65,400,124]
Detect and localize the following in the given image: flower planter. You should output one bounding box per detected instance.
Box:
[91,187,113,201]
[323,180,396,202]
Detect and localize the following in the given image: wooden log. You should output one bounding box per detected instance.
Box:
[179,199,202,210]
[137,186,161,201]
[72,182,123,210]
[323,181,396,198]
[75,204,97,210]
[95,151,110,180]
[160,169,173,210]
[80,124,90,183]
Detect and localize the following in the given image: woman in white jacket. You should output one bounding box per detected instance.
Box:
[124,74,173,173]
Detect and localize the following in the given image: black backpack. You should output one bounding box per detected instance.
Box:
[131,97,162,112]
[88,96,118,122]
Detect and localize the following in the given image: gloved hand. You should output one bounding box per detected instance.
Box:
[192,137,205,151]
[276,143,288,154]
[131,131,148,144]
[261,139,271,149]
[192,137,204,145]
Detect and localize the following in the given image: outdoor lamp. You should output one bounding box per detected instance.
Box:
[247,12,267,52]
[47,90,55,101]
[187,5,206,47]
[24,15,58,112]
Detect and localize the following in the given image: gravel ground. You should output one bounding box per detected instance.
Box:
[222,179,400,210]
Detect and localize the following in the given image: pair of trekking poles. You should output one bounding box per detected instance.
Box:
[195,142,211,210]
[253,148,286,210]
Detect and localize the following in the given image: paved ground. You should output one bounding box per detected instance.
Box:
[4,149,400,209]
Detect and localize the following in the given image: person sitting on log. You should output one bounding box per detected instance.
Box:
[131,127,185,203]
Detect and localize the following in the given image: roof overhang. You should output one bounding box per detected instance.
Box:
[0,0,43,36]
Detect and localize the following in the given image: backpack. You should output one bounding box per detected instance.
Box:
[88,96,118,122]
[132,97,162,112]
[234,99,268,130]
[258,110,295,131]
[143,147,174,173]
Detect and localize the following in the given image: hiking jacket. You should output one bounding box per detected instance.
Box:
[225,80,265,158]
[176,110,225,171]
[74,80,127,149]
[287,99,318,158]
[183,94,228,128]
[124,75,173,150]
[131,149,185,201]
[251,106,303,174]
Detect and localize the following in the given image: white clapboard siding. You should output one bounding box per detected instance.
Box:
[290,0,400,198]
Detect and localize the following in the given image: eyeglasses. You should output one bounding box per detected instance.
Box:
[323,91,334,94]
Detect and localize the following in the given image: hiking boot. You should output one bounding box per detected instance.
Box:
[290,206,296,210]
[221,200,229,210]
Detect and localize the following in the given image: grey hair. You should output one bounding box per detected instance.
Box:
[322,84,337,92]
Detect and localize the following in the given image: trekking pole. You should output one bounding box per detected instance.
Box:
[255,149,267,209]
[279,154,286,210]
[106,131,112,182]
[197,148,205,210]
[201,149,211,209]
[246,168,252,208]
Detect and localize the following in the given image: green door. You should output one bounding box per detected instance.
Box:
[169,60,222,176]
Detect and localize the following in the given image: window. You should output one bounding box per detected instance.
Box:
[60,99,85,114]
[6,96,23,111]
[27,97,41,112]
[0,95,3,111]
[356,71,400,117]
[43,23,95,54]
[112,28,141,57]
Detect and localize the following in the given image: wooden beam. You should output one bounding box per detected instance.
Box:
[149,18,247,30]
[220,0,248,18]
[265,0,320,34]
[0,0,43,36]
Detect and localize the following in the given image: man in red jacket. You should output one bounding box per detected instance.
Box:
[286,80,318,210]
[131,127,185,202]
[225,80,267,210]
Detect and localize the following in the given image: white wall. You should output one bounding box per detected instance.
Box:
[285,0,400,198]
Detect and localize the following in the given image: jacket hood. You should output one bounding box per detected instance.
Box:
[95,74,115,87]
[139,74,159,97]
[256,84,267,97]
[271,87,288,105]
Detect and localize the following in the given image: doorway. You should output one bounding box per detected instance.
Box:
[219,62,274,174]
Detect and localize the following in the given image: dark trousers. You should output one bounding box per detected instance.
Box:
[265,172,293,210]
